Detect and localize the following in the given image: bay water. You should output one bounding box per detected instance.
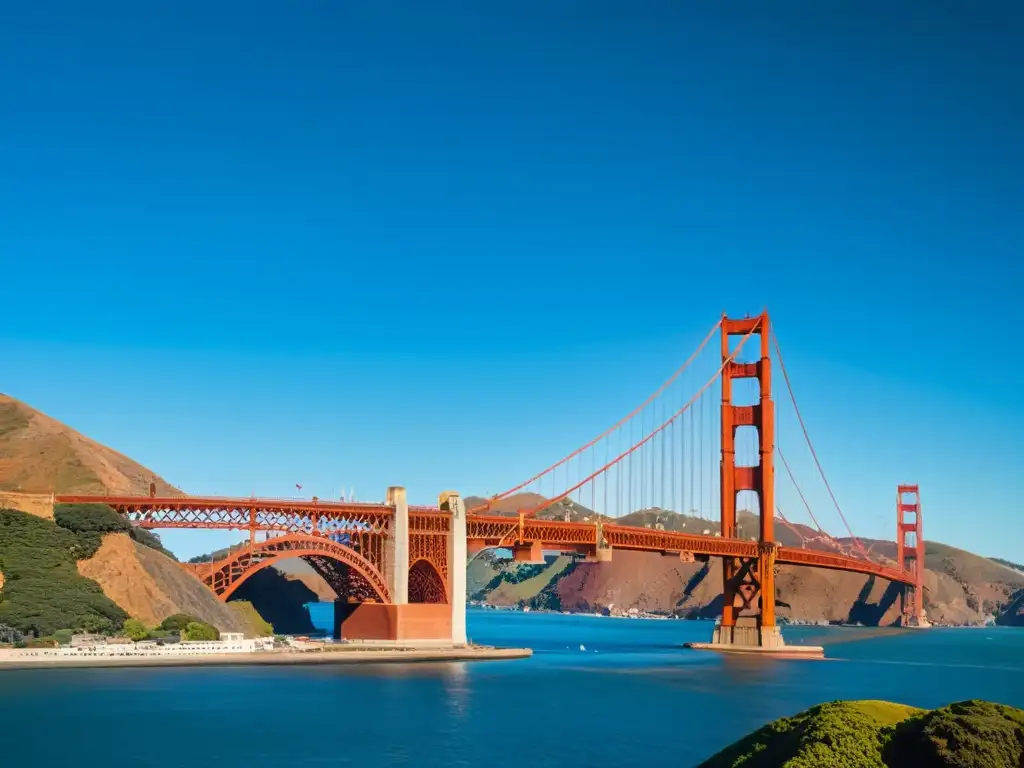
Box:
[1,607,1021,767]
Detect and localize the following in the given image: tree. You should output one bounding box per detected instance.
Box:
[53,503,175,558]
[123,618,149,641]
[184,621,219,641]
[53,629,74,646]
[160,613,196,632]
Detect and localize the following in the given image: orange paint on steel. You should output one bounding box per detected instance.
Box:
[57,493,915,588]
[719,312,776,628]
[896,484,925,624]
[204,534,392,603]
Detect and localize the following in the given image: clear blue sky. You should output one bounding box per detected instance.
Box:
[1,2,1021,561]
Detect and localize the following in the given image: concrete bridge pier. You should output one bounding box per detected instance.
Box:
[385,485,410,605]
[447,493,467,646]
[334,486,464,646]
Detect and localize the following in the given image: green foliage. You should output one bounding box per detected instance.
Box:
[54,503,131,534]
[122,618,149,641]
[0,508,129,637]
[159,613,196,632]
[53,629,74,646]
[183,621,219,641]
[188,542,247,564]
[884,700,1024,768]
[699,700,922,767]
[159,613,220,641]
[700,699,1024,768]
[990,557,1024,573]
[53,503,176,559]
[128,526,175,559]
[229,600,274,637]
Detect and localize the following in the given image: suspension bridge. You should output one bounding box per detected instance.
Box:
[55,312,926,651]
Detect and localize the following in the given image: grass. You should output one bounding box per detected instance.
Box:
[699,699,1024,768]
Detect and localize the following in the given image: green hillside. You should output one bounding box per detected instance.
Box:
[0,508,129,637]
[700,699,1024,768]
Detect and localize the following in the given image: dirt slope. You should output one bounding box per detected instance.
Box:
[0,394,180,496]
[78,533,249,632]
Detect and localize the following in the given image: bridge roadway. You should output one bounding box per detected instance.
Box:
[55,494,913,585]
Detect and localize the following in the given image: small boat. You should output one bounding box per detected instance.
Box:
[579,644,586,652]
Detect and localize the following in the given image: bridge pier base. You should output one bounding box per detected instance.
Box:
[584,546,612,563]
[334,602,453,643]
[332,488,468,647]
[512,541,545,564]
[689,617,819,656]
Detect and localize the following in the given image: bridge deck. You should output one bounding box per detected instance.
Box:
[54,495,914,585]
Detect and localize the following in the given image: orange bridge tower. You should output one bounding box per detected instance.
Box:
[897,484,927,627]
[710,312,786,650]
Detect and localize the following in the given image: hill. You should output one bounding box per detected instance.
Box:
[467,506,1024,626]
[77,533,250,634]
[0,504,260,639]
[699,699,1024,767]
[0,394,180,496]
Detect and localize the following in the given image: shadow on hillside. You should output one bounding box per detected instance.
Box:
[675,562,721,618]
[229,568,318,635]
[846,575,902,626]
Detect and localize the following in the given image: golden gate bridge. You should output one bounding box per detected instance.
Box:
[56,312,926,652]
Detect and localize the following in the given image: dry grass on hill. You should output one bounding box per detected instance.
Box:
[0,394,180,496]
[78,533,249,633]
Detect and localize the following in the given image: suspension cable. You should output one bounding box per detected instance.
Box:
[773,332,872,561]
[776,444,831,538]
[521,325,758,517]
[469,319,722,513]
[776,505,810,547]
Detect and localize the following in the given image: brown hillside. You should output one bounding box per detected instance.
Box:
[78,533,250,633]
[272,558,337,601]
[473,545,1024,627]
[0,394,180,496]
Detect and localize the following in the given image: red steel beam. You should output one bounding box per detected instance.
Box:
[56,494,916,586]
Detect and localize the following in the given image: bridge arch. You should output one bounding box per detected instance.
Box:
[203,534,391,603]
[408,558,447,604]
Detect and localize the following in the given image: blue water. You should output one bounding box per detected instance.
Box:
[1,609,1022,767]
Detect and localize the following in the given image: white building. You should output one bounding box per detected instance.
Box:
[0,633,274,662]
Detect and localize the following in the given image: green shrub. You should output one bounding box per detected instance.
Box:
[160,613,197,632]
[54,503,131,535]
[129,527,175,559]
[699,700,920,768]
[54,503,176,559]
[183,621,219,641]
[122,618,149,641]
[0,509,128,637]
[884,700,1024,767]
[53,629,74,646]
